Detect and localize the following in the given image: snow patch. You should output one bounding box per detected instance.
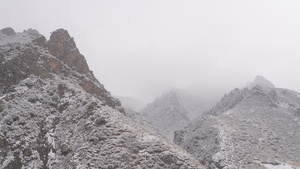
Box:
[0,94,6,100]
[141,133,157,142]
[262,163,298,169]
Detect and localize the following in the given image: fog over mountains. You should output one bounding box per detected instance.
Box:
[2,1,300,102]
[1,27,300,169]
[140,89,216,141]
[2,1,300,168]
[0,28,204,169]
[174,76,300,168]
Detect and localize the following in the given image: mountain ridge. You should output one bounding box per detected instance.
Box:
[0,27,204,169]
[174,77,300,169]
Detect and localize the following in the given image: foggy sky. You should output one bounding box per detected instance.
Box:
[1,0,300,102]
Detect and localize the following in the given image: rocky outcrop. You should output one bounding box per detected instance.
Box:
[0,28,204,169]
[46,29,89,74]
[175,77,300,169]
[0,28,121,110]
[249,75,275,89]
[0,27,16,36]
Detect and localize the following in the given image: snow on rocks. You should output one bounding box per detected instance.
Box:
[0,28,204,169]
[175,77,300,169]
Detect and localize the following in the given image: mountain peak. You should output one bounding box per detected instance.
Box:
[251,75,275,89]
[0,28,42,46]
[46,28,90,74]
[0,27,121,110]
[0,28,204,168]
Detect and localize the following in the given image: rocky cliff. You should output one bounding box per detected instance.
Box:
[174,77,300,169]
[0,28,204,169]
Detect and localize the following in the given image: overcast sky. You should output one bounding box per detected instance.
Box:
[1,0,300,102]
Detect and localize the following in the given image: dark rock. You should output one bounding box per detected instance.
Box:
[28,97,37,103]
[261,161,281,165]
[160,154,177,165]
[88,136,98,144]
[1,27,16,36]
[18,121,26,126]
[174,130,186,145]
[46,29,90,74]
[23,148,32,157]
[57,83,67,97]
[32,36,46,48]
[58,102,69,112]
[12,115,19,122]
[97,134,107,141]
[88,103,95,111]
[79,79,121,109]
[4,87,16,93]
[0,137,8,149]
[5,119,12,125]
[115,106,125,113]
[95,117,106,126]
[295,108,300,117]
[2,111,8,117]
[24,82,34,88]
[52,117,60,128]
[60,144,69,155]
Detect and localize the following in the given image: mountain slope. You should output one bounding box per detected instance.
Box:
[142,89,213,141]
[0,28,204,169]
[174,77,300,169]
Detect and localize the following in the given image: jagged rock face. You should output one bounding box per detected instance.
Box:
[0,28,121,109]
[0,28,204,169]
[249,75,275,89]
[46,29,89,74]
[175,79,300,169]
[207,88,246,116]
[142,89,211,141]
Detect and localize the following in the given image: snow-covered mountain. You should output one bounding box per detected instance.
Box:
[174,76,300,169]
[248,75,275,89]
[0,27,204,168]
[141,89,214,141]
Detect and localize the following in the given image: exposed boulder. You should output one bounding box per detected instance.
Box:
[1,27,16,36]
[94,117,106,126]
[60,143,70,155]
[23,148,32,157]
